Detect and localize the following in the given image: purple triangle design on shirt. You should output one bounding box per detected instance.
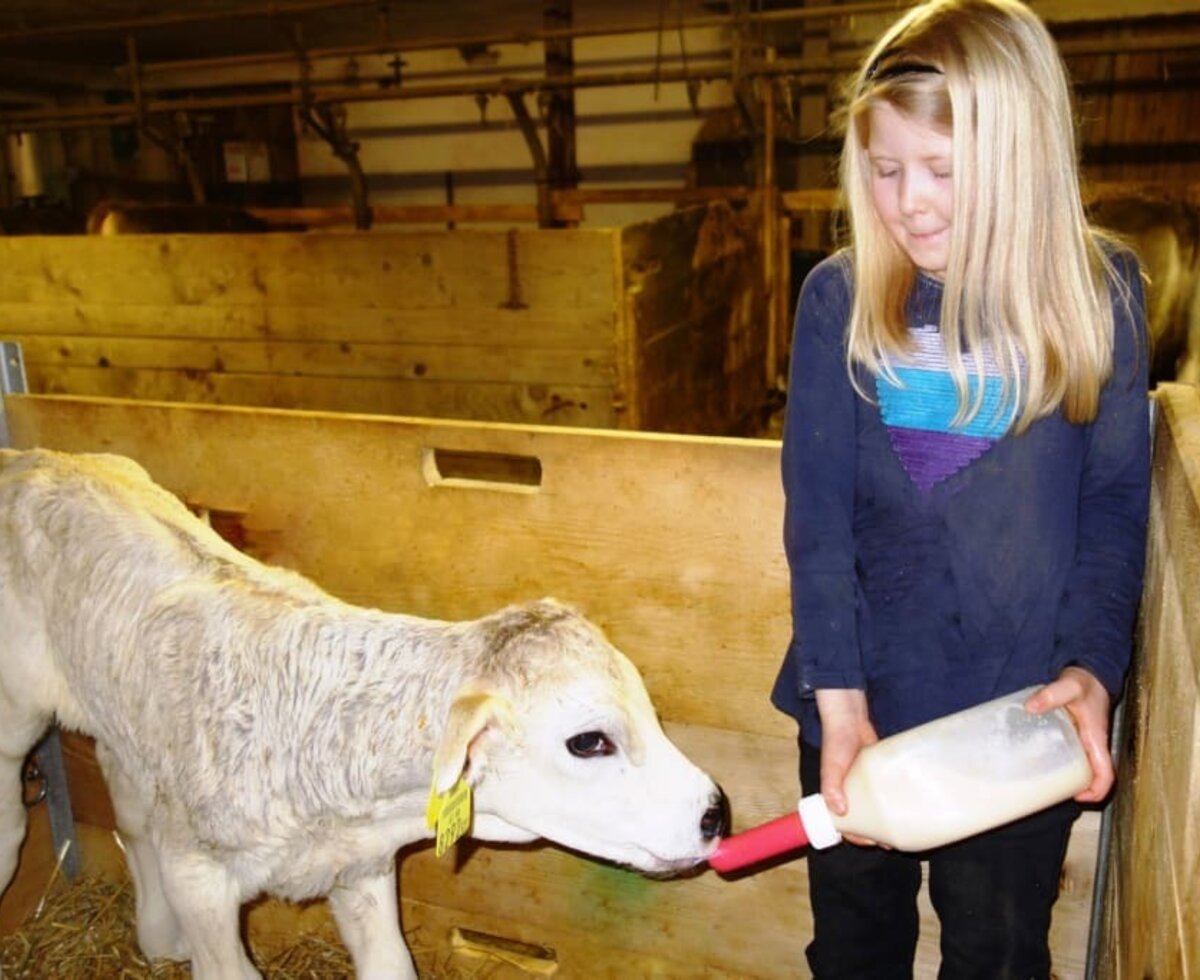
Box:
[886,426,995,492]
[876,324,1013,492]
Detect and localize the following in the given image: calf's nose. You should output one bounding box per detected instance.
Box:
[700,785,730,841]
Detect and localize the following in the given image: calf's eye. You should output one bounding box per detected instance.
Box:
[566,731,616,758]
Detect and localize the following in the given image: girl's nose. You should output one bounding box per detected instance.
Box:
[898,175,927,215]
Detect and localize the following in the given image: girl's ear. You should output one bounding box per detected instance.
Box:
[432,691,518,794]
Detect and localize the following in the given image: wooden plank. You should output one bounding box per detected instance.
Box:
[22,369,618,428]
[0,806,54,935]
[246,202,585,226]
[58,731,115,831]
[13,335,615,386]
[0,302,618,348]
[4,394,791,738]
[1099,383,1200,978]
[0,230,619,312]
[610,228,639,430]
[553,186,750,206]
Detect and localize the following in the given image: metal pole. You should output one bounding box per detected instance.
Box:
[0,341,27,449]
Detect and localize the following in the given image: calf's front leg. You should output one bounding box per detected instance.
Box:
[157,847,261,980]
[95,741,188,962]
[329,868,416,980]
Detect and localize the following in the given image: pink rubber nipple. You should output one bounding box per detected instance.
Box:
[709,812,810,872]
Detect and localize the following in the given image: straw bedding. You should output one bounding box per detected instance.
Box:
[0,874,494,979]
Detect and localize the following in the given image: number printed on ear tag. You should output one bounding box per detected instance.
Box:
[428,777,472,857]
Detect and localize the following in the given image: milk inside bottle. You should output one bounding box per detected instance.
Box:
[709,686,1093,871]
[833,685,1092,850]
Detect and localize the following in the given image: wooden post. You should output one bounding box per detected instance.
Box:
[0,133,12,209]
[543,0,579,227]
[762,48,779,389]
[796,4,831,251]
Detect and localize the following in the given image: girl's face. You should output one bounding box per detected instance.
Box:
[866,101,954,278]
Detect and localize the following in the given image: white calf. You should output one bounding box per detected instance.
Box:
[0,449,726,979]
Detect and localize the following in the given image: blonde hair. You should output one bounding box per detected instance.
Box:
[840,0,1122,430]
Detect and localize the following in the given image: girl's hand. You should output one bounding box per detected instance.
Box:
[815,688,879,845]
[1025,666,1115,803]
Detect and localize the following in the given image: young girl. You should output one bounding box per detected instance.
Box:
[769,0,1150,975]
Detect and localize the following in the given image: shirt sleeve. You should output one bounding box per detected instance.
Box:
[780,257,864,695]
[1050,251,1151,696]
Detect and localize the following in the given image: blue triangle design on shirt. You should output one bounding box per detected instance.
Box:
[877,325,1014,491]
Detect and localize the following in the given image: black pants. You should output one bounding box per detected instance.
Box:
[799,739,1080,980]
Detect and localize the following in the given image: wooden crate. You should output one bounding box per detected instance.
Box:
[1098,383,1200,977]
[0,199,768,436]
[0,394,1099,977]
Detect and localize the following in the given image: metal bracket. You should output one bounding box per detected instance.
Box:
[0,341,81,881]
[31,731,81,881]
[0,340,28,447]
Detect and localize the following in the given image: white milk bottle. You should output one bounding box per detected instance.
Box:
[710,686,1093,871]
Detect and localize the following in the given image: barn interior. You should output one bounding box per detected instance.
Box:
[0,0,1197,977]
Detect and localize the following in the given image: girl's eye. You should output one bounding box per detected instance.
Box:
[566,731,616,758]
[934,171,952,180]
[875,169,898,180]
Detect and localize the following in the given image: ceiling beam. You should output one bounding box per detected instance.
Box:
[1034,0,1200,22]
[0,0,380,45]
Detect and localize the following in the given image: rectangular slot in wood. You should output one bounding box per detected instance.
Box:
[422,447,543,493]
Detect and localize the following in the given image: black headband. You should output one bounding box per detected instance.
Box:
[865,56,944,83]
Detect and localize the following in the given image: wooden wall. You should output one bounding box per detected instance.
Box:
[0,394,1099,977]
[0,200,768,436]
[620,197,767,435]
[1099,382,1200,978]
[1070,46,1200,189]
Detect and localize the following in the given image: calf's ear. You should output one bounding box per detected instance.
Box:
[433,691,517,794]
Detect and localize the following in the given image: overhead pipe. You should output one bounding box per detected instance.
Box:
[2,23,1198,132]
[124,34,206,202]
[104,1,1200,82]
[0,56,848,132]
[0,0,384,45]
[292,24,371,229]
[41,2,908,78]
[505,91,554,228]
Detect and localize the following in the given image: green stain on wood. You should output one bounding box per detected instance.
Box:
[573,859,657,923]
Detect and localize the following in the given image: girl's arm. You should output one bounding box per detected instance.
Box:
[1034,251,1151,801]
[781,257,873,819]
[781,257,863,697]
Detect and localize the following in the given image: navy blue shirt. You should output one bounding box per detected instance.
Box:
[771,251,1150,744]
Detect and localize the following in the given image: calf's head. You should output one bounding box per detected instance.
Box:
[432,599,726,874]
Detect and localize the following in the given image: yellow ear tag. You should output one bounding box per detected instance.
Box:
[426,776,472,857]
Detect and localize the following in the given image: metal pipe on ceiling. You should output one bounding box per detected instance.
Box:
[0,54,861,131]
[117,1,910,77]
[4,24,1200,133]
[1,3,1198,133]
[0,0,384,44]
